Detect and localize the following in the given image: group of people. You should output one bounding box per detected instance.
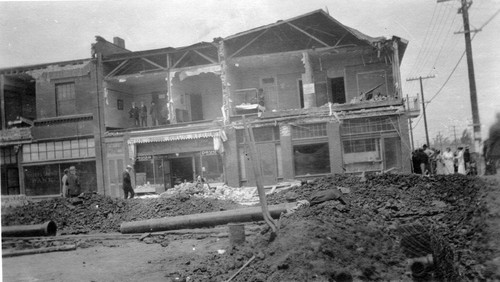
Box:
[129,101,169,127]
[62,165,135,199]
[412,145,475,176]
[61,166,81,198]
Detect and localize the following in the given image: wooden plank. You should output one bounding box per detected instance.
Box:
[228,29,269,59]
[140,57,167,70]
[172,51,190,68]
[2,244,77,258]
[193,50,217,64]
[286,22,329,47]
[105,59,129,78]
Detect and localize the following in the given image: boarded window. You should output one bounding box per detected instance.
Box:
[56,82,76,116]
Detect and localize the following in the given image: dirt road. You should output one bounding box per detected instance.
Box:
[2,173,500,281]
[2,234,235,282]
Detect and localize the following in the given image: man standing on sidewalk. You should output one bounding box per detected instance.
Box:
[122,165,135,199]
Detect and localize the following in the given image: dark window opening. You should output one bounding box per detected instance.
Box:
[330,77,346,104]
[293,143,330,176]
[298,80,304,108]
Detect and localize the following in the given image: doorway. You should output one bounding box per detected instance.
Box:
[330,77,346,104]
[170,157,194,186]
[189,94,203,121]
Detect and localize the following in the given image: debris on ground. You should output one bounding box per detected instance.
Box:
[175,173,496,281]
[1,173,498,281]
[159,181,301,205]
[1,193,243,234]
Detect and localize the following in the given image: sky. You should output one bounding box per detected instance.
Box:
[1,0,499,150]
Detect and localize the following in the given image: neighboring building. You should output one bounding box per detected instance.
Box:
[1,10,418,198]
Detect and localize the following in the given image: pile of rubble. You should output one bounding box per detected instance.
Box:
[178,173,495,281]
[160,181,301,205]
[1,193,242,234]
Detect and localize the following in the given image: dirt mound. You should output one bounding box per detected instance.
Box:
[1,193,242,234]
[179,174,493,281]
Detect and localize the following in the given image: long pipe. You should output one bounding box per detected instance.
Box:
[120,203,296,234]
[2,221,57,237]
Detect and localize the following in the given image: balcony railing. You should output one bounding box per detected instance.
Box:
[404,96,420,118]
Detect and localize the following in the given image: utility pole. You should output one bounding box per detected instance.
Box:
[452,125,458,148]
[406,75,435,147]
[406,94,415,151]
[438,0,481,153]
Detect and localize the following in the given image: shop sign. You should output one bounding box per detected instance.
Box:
[201,150,217,156]
[136,155,153,161]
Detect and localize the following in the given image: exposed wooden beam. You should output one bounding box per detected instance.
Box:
[286,22,330,47]
[105,59,129,78]
[193,50,217,64]
[333,33,348,47]
[172,51,190,68]
[140,57,167,70]
[229,29,269,59]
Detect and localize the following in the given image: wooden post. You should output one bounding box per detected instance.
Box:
[243,118,277,233]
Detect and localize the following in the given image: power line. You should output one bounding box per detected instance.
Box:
[413,4,451,76]
[427,7,500,103]
[406,3,439,77]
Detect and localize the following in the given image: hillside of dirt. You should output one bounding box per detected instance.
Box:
[176,174,498,281]
[1,193,243,234]
[2,173,499,281]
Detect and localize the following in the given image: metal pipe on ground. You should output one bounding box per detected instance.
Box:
[120,203,296,234]
[2,221,57,237]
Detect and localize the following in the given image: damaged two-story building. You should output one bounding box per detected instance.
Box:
[1,10,417,198]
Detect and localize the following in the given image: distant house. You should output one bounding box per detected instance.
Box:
[0,9,417,198]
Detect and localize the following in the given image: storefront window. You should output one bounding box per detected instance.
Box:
[202,154,223,182]
[134,156,165,191]
[24,161,96,196]
[342,138,382,173]
[293,143,330,176]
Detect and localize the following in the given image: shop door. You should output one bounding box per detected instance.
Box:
[163,159,172,189]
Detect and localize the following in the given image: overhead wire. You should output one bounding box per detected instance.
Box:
[412,4,449,76]
[406,3,439,78]
[427,7,500,104]
[428,10,460,76]
[404,3,445,98]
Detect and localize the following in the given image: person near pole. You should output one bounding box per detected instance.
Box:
[129,102,140,126]
[150,101,159,126]
[140,101,148,127]
[422,144,434,174]
[442,147,455,175]
[416,148,429,175]
[122,165,135,199]
[485,113,500,175]
[464,146,471,172]
[455,147,466,175]
[61,168,69,198]
[67,166,81,197]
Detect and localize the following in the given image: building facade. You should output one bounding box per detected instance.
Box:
[0,10,417,198]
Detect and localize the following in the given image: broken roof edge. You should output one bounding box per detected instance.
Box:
[94,35,131,52]
[0,58,92,75]
[223,9,387,45]
[102,41,215,61]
